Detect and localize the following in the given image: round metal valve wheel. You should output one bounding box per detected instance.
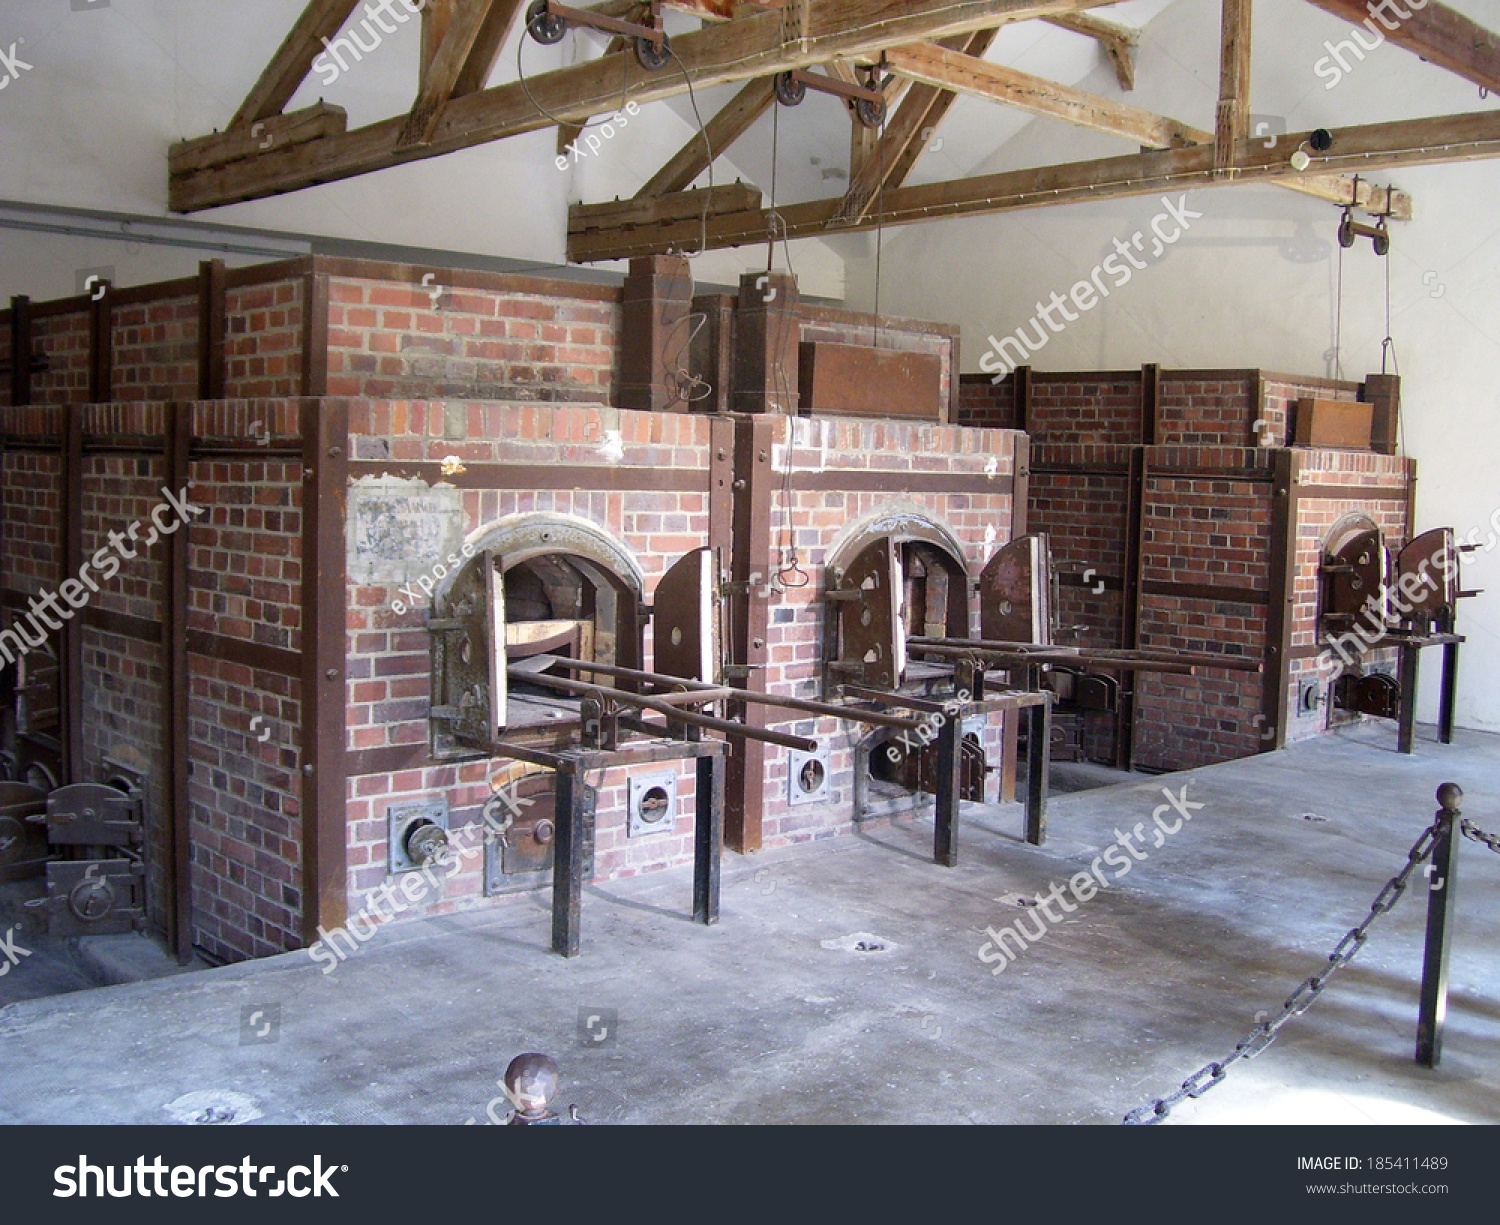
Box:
[533,818,556,846]
[526,0,568,45]
[773,71,806,108]
[68,872,116,923]
[404,819,450,866]
[636,33,671,71]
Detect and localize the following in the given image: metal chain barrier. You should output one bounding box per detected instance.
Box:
[1122,817,1442,1126]
[1460,819,1500,855]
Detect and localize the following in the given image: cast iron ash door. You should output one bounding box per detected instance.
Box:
[36,859,146,937]
[829,538,906,690]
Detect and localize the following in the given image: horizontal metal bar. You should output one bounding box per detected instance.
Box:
[511,667,817,751]
[911,636,1262,673]
[540,655,926,731]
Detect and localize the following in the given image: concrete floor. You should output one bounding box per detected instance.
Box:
[1,721,1497,1126]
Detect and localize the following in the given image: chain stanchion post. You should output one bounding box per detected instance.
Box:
[1416,782,1463,1069]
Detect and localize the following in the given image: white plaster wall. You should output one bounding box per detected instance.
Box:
[842,0,1500,733]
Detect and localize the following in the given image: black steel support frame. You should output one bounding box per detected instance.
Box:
[845,683,1051,856]
[497,737,723,958]
[1415,796,1460,1068]
[1394,635,1462,755]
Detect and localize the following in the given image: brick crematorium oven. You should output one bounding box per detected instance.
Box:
[0,254,1044,965]
[959,366,1458,772]
[0,256,1455,965]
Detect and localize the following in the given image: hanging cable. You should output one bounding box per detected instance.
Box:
[1332,234,1346,382]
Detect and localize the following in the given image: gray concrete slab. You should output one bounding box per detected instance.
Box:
[1,722,1497,1126]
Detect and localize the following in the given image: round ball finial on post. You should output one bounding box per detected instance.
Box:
[504,1053,561,1125]
[1436,783,1464,815]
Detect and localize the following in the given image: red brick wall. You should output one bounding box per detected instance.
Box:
[956,373,1018,430]
[28,309,91,405]
[112,294,199,402]
[225,279,305,399]
[326,276,620,404]
[1029,373,1142,446]
[1157,373,1255,446]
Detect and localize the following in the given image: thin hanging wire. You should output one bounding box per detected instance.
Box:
[872,99,887,350]
[1332,233,1345,382]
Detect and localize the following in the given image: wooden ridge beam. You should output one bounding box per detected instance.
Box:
[229,0,362,130]
[1043,12,1138,90]
[172,0,1123,211]
[884,42,1200,149]
[1304,0,1500,94]
[566,108,1483,259]
[636,76,777,197]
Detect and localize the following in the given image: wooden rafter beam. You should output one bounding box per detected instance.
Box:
[880,41,1404,216]
[636,76,777,196]
[456,0,527,94]
[403,0,517,147]
[565,108,1484,260]
[1304,0,1500,93]
[172,0,1125,212]
[884,42,1199,149]
[228,0,362,130]
[1043,12,1137,90]
[835,27,999,224]
[1216,0,1252,173]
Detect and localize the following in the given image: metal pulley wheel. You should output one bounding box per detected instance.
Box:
[774,71,806,107]
[526,0,568,45]
[855,96,886,129]
[636,33,671,71]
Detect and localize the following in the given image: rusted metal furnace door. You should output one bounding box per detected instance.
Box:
[432,549,506,750]
[1395,528,1458,624]
[831,539,905,690]
[980,534,1053,644]
[1321,528,1383,631]
[654,547,723,684]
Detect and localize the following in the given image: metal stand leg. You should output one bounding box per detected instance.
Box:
[932,716,963,867]
[1439,642,1459,746]
[551,771,585,958]
[1025,698,1051,846]
[693,752,723,925]
[1416,785,1462,1068]
[1397,644,1420,754]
